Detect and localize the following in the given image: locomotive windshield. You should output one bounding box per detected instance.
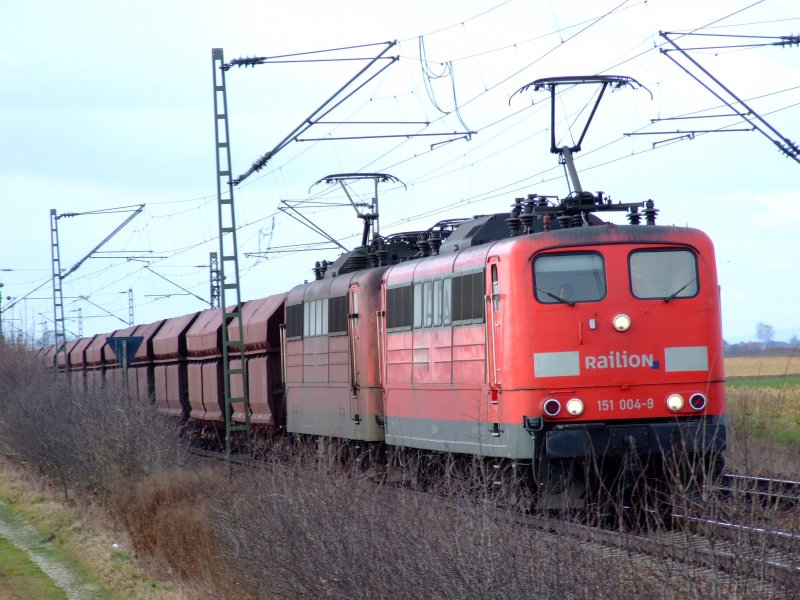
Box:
[629,249,698,300]
[534,252,605,304]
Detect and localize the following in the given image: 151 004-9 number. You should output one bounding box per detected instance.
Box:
[596,398,654,412]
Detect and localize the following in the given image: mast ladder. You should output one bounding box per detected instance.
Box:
[212,48,251,465]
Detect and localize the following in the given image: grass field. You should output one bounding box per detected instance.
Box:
[723,354,800,477]
[727,375,800,388]
[725,354,800,378]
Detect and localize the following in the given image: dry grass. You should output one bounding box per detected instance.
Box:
[725,355,800,378]
[113,467,235,593]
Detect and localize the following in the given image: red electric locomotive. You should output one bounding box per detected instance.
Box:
[268,187,726,510]
[377,196,726,507]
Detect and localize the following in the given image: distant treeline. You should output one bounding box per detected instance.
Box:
[724,340,800,357]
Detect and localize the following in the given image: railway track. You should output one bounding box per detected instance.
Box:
[536,509,798,591]
[510,510,799,595]
[671,513,800,584]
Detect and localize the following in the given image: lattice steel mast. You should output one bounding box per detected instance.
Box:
[49,209,67,368]
[212,48,251,463]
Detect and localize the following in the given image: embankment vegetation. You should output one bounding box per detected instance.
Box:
[0,343,797,599]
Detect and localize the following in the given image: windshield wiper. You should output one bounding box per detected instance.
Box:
[537,287,575,307]
[664,279,696,303]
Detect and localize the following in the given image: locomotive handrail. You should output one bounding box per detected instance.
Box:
[376,310,384,387]
[484,296,491,386]
[348,313,359,396]
[486,293,499,386]
[278,323,287,385]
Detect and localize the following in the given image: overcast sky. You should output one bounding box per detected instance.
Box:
[1,0,798,344]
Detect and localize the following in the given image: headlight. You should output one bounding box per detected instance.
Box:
[612,313,631,332]
[543,398,561,417]
[566,398,584,416]
[689,393,707,411]
[666,393,684,412]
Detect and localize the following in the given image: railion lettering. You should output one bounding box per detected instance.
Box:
[584,351,656,370]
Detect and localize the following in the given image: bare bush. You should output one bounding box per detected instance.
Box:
[207,446,687,600]
[0,342,187,501]
[114,467,237,589]
[214,456,599,599]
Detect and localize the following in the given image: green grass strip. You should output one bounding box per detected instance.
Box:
[727,376,800,388]
[0,533,67,600]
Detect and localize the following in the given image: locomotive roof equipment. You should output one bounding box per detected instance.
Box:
[307,75,660,280]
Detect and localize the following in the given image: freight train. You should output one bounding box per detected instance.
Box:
[45,189,727,510]
[45,75,727,510]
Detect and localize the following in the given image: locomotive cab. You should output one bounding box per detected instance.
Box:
[511,224,727,509]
